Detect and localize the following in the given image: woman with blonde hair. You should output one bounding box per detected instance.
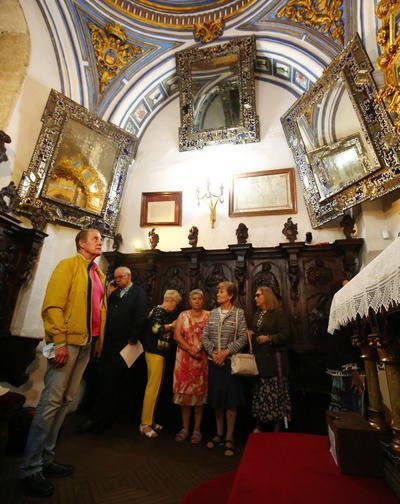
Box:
[140,289,181,438]
[250,286,291,433]
[173,289,209,444]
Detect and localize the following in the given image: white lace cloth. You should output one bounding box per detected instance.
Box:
[328,237,400,334]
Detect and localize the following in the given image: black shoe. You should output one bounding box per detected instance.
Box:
[43,462,74,478]
[19,471,54,497]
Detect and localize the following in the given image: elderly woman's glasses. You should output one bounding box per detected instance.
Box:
[255,293,262,298]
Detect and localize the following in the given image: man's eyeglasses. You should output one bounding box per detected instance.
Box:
[114,274,128,280]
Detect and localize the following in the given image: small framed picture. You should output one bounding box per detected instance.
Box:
[274,61,291,80]
[229,169,297,217]
[140,191,182,226]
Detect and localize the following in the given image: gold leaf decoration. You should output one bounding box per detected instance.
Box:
[194,18,224,44]
[376,84,400,132]
[88,21,143,92]
[277,0,344,45]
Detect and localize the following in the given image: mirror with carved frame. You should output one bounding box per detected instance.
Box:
[17,89,137,236]
[175,35,260,151]
[281,34,400,228]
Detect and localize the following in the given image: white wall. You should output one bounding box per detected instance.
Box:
[3,1,399,342]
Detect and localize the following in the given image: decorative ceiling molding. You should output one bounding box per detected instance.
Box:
[104,0,259,30]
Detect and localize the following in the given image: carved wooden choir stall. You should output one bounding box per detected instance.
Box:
[104,236,363,432]
[0,184,47,385]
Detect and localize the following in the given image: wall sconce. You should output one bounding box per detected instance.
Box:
[196,181,224,229]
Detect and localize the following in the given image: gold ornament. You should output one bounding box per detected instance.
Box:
[88,21,143,92]
[277,0,344,45]
[194,18,224,44]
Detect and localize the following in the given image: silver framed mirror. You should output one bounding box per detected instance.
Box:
[281,34,400,228]
[176,35,260,151]
[17,89,137,236]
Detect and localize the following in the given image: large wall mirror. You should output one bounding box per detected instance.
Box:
[17,89,137,236]
[281,34,400,228]
[176,35,260,151]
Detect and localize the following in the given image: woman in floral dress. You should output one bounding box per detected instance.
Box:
[173,289,209,444]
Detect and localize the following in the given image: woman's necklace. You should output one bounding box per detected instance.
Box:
[256,310,267,329]
[219,304,233,316]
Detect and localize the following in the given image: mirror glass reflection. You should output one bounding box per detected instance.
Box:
[281,34,400,228]
[191,53,240,132]
[17,89,137,236]
[42,118,117,214]
[296,76,377,201]
[176,35,259,151]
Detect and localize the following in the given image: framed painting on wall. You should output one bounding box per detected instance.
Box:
[229,169,297,217]
[140,191,182,226]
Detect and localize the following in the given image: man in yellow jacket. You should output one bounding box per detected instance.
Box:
[18,228,107,498]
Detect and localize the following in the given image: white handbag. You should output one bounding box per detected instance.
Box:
[230,310,259,377]
[231,351,259,376]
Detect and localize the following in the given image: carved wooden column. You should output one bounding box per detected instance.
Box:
[375,311,400,454]
[181,247,205,291]
[228,243,252,305]
[355,316,390,432]
[142,249,159,306]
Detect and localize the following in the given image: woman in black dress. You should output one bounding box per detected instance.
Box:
[250,286,291,432]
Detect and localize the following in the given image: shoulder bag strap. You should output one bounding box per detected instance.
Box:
[233,308,238,342]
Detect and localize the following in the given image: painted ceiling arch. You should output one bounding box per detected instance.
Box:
[36,0,371,143]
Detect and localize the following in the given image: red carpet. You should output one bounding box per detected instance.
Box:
[181,470,236,504]
[182,433,398,504]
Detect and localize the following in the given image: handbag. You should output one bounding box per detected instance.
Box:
[231,351,259,376]
[230,310,259,377]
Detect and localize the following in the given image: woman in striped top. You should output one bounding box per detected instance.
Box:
[201,281,248,456]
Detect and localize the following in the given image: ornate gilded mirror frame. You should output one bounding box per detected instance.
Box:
[281,34,400,228]
[17,89,137,236]
[376,0,400,131]
[175,35,260,151]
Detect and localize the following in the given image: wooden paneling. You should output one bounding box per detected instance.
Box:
[104,239,363,405]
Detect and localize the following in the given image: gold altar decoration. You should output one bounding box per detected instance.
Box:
[194,18,224,43]
[277,0,344,45]
[376,0,400,132]
[88,21,143,92]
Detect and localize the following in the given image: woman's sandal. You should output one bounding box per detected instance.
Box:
[224,440,235,457]
[139,424,158,438]
[175,428,189,442]
[152,423,164,432]
[206,435,224,449]
[190,430,202,445]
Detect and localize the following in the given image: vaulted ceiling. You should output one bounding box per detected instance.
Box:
[33,1,376,141]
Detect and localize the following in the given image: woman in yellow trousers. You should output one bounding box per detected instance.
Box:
[140,289,181,438]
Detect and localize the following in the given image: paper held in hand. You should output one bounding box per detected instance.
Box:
[120,342,144,368]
